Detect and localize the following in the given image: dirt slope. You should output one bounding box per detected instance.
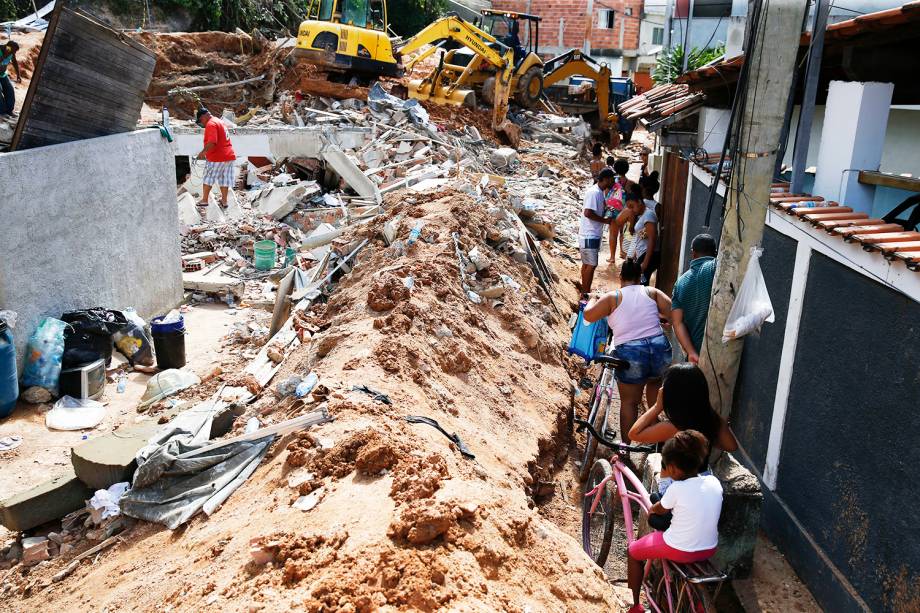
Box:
[9,189,623,612]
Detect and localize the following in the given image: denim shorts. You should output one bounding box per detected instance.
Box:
[614,334,672,385]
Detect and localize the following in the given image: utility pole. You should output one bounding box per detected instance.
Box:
[663,0,674,81]
[584,0,595,55]
[791,0,830,193]
[682,0,695,73]
[699,0,809,418]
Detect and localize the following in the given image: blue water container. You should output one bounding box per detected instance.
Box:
[0,320,18,418]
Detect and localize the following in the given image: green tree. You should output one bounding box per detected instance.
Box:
[0,0,34,23]
[652,44,725,85]
[386,0,446,37]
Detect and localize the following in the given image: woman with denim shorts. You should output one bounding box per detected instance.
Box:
[583,259,673,442]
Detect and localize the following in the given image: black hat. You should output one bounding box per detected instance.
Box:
[195,107,210,122]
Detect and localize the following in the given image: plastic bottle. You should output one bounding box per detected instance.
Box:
[295,372,319,398]
[0,319,18,418]
[407,221,425,246]
[116,372,127,394]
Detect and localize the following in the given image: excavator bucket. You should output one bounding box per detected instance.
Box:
[407,78,476,107]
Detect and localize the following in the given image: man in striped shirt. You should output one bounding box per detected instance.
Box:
[671,234,717,363]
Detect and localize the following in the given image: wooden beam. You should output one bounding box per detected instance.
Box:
[858,170,920,193]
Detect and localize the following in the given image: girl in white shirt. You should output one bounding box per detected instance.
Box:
[625,430,723,613]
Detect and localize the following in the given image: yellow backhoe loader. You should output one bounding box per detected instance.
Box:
[541,49,637,145]
[397,11,546,146]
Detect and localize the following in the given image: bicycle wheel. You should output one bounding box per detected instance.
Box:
[675,575,715,613]
[578,369,612,482]
[581,458,616,567]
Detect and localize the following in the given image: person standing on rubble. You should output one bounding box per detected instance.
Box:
[579,168,617,297]
[196,107,237,208]
[0,41,22,117]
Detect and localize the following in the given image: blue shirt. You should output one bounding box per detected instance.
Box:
[671,256,716,353]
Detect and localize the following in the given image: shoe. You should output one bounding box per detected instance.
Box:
[627,604,645,613]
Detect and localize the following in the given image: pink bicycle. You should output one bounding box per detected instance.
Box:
[576,418,727,612]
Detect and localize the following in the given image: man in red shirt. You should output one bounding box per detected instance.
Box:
[196,107,237,208]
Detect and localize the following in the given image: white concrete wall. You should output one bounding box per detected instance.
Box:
[696,106,730,154]
[0,129,182,363]
[812,81,893,212]
[782,105,920,176]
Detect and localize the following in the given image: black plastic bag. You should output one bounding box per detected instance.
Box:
[61,308,128,367]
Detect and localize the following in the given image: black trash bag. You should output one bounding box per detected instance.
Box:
[113,318,154,367]
[62,347,104,369]
[61,308,128,367]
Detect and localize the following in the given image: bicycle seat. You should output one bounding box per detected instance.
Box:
[673,559,728,585]
[593,353,629,370]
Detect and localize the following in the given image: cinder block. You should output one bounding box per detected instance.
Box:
[0,467,93,531]
[71,422,161,490]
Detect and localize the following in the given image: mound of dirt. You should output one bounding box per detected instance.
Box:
[10,186,624,612]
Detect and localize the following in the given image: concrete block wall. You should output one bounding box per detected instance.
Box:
[0,128,183,365]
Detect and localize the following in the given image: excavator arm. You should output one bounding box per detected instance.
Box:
[542,49,615,129]
[398,15,520,147]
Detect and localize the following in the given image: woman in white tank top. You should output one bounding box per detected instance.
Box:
[583,259,673,442]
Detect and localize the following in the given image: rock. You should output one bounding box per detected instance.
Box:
[292,487,325,512]
[467,247,492,271]
[476,285,505,299]
[490,147,518,168]
[22,537,50,566]
[21,386,52,404]
[46,532,63,545]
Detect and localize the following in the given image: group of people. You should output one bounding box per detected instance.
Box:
[581,144,662,300]
[578,144,733,613]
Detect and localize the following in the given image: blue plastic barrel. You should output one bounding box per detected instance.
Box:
[0,321,18,418]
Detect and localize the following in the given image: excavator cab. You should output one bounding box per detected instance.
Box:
[294,0,401,77]
[477,9,541,64]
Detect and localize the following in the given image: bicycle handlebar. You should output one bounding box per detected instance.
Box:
[574,418,656,454]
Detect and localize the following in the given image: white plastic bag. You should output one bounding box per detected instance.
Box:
[46,396,106,430]
[89,482,130,523]
[722,247,775,343]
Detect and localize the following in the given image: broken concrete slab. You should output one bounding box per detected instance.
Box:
[490,147,518,168]
[252,181,320,220]
[323,147,382,204]
[183,264,246,298]
[0,466,94,531]
[71,421,162,490]
[172,126,371,159]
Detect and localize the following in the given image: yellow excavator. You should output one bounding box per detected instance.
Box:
[295,5,544,145]
[397,11,546,146]
[542,49,637,144]
[294,0,401,77]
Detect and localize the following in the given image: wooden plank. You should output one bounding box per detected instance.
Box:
[655,151,688,296]
[858,170,920,193]
[11,6,156,151]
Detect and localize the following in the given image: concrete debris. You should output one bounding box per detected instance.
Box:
[489,147,519,169]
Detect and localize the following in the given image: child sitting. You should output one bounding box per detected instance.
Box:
[626,430,723,613]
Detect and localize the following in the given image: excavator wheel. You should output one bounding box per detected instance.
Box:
[481,76,496,106]
[515,66,544,109]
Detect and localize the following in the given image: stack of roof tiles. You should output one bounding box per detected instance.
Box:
[617,83,706,125]
[769,185,920,271]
